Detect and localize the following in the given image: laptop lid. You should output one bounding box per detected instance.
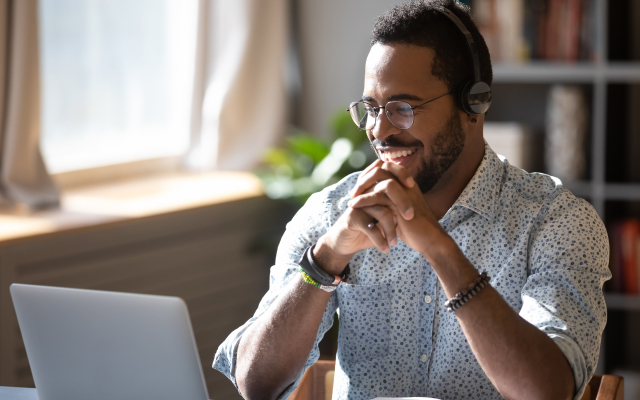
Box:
[10,284,210,400]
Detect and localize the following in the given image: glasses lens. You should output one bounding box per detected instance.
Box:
[349,102,376,130]
[386,101,414,129]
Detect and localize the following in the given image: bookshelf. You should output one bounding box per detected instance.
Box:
[481,0,640,375]
[604,293,640,311]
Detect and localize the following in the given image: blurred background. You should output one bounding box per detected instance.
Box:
[0,0,639,399]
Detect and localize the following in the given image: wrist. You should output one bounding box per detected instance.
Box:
[313,236,352,276]
[419,227,455,261]
[422,232,480,297]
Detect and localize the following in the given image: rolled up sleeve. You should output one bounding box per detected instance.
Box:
[213,180,351,397]
[520,194,611,400]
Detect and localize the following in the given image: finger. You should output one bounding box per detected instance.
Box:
[380,162,415,189]
[360,205,398,248]
[350,159,383,197]
[362,158,383,175]
[352,165,398,198]
[349,180,414,220]
[347,207,394,253]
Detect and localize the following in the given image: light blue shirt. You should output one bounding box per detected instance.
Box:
[213,142,610,400]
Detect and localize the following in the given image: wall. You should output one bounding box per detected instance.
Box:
[295,0,404,137]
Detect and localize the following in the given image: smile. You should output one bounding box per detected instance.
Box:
[378,149,416,164]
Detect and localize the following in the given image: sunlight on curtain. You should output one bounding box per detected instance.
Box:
[39,0,198,173]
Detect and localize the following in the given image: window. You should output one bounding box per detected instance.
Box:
[39,0,198,173]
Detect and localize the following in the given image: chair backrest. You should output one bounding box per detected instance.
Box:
[581,375,624,400]
[291,363,624,400]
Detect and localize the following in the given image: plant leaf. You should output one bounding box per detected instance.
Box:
[287,135,330,163]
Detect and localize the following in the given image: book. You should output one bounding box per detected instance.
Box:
[607,219,640,294]
[483,122,540,172]
[471,0,596,62]
[621,220,640,294]
[609,221,624,293]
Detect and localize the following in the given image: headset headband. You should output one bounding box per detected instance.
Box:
[436,8,481,83]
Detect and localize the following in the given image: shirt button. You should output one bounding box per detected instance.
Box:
[424,295,432,303]
[421,354,427,362]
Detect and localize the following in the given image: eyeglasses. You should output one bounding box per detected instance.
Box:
[347,90,453,131]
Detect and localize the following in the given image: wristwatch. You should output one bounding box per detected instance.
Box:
[299,245,350,287]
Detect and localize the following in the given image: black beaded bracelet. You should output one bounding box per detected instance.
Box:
[444,271,491,312]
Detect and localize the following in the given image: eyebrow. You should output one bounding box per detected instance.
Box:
[361,93,424,104]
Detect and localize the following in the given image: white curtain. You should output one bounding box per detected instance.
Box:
[186,0,289,171]
[0,0,58,209]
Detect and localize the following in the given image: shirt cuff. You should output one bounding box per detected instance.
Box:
[212,318,256,390]
[549,333,588,400]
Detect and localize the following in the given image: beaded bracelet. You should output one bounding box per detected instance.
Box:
[444,271,491,312]
[299,269,338,293]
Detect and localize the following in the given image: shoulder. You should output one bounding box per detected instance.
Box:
[502,160,570,206]
[506,174,611,272]
[499,161,608,259]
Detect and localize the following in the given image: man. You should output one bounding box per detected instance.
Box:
[214,1,610,399]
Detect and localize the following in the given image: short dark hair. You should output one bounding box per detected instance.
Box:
[371,0,492,97]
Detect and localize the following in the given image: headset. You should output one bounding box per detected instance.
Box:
[436,8,492,115]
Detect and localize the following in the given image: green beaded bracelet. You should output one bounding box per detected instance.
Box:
[299,268,337,292]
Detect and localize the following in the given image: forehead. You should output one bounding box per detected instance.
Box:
[364,43,447,100]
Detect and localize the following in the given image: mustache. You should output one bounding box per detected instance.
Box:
[370,137,424,149]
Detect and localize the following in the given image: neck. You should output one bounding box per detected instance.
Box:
[422,135,485,221]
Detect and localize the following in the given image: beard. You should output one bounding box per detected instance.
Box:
[370,108,466,193]
[413,109,465,193]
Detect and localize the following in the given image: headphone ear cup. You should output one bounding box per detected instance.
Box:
[461,81,492,115]
[458,80,475,114]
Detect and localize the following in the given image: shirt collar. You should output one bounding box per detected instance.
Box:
[452,140,505,221]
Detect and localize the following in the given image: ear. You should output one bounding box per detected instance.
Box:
[462,112,484,138]
[462,111,480,126]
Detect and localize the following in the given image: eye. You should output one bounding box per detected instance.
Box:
[396,104,412,116]
[363,103,376,117]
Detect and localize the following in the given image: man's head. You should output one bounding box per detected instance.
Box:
[362,0,492,193]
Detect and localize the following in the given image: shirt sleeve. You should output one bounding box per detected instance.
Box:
[520,192,611,400]
[212,188,341,398]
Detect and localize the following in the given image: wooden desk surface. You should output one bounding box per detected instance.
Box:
[0,171,263,246]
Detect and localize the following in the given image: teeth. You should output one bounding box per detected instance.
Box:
[381,149,413,161]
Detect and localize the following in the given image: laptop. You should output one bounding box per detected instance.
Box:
[10,284,210,400]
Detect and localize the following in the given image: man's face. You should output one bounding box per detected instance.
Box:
[363,43,466,193]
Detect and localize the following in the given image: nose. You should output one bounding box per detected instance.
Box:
[370,108,401,141]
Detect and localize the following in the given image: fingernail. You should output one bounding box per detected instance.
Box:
[348,200,354,207]
[405,208,414,219]
[406,176,415,187]
[390,237,397,246]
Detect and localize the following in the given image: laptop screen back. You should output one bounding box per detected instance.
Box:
[10,284,209,400]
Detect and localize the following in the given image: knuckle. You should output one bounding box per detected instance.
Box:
[386,179,400,191]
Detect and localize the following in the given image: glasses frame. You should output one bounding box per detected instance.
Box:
[347,89,455,131]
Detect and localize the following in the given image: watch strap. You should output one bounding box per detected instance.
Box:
[299,245,349,287]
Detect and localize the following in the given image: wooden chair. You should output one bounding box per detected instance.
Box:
[288,360,336,400]
[581,374,624,400]
[290,361,624,400]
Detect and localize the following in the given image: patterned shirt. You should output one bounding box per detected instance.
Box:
[213,142,610,400]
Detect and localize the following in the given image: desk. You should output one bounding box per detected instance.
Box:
[0,387,38,399]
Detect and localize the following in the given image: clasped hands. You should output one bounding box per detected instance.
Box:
[316,159,446,274]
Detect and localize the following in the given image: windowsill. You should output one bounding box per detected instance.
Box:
[0,171,264,245]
